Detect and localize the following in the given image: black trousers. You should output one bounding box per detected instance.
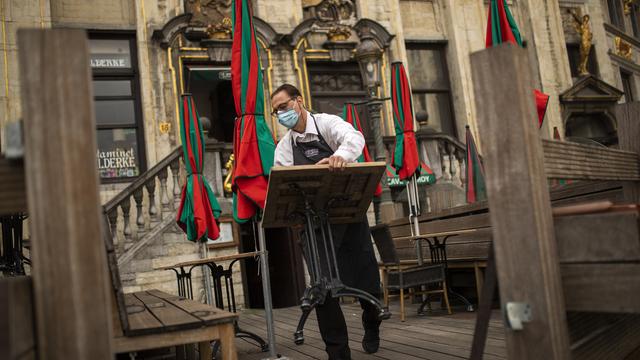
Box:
[303,219,381,359]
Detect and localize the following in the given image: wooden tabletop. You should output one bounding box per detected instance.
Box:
[157,251,260,270]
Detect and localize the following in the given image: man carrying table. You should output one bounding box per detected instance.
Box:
[271,83,382,360]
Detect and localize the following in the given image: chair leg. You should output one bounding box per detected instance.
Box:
[400,288,405,322]
[442,281,452,315]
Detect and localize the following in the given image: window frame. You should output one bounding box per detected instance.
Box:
[620,68,635,102]
[404,40,457,137]
[607,0,625,30]
[89,31,146,183]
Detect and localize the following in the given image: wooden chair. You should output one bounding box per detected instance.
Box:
[370,224,451,321]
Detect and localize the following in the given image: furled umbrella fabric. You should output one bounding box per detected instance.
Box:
[390,62,420,180]
[465,126,487,203]
[231,0,276,223]
[486,0,550,130]
[176,94,222,242]
[486,0,523,47]
[535,89,550,129]
[343,103,382,197]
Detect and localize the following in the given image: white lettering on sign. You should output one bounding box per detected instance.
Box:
[90,58,127,68]
[96,147,137,169]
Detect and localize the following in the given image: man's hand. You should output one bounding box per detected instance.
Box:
[317,155,347,171]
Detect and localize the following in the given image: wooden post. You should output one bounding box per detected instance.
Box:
[18,29,113,359]
[469,43,571,359]
[615,102,640,203]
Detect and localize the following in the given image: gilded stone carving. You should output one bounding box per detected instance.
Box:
[615,36,633,60]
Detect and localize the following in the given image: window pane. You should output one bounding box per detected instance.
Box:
[97,129,141,178]
[412,92,455,135]
[89,39,131,69]
[94,100,135,126]
[406,47,449,90]
[93,80,132,97]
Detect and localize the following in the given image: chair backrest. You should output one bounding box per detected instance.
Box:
[370,224,400,265]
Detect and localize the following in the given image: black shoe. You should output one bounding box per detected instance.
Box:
[361,321,380,354]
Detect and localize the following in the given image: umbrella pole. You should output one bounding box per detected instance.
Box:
[257,217,278,358]
[200,241,214,305]
[407,174,423,265]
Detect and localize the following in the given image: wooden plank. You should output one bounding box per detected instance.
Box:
[133,291,203,331]
[0,158,26,215]
[471,43,571,359]
[0,276,35,360]
[616,102,640,203]
[123,293,163,336]
[102,212,129,334]
[555,211,640,263]
[113,324,221,354]
[18,29,112,360]
[146,289,237,325]
[561,263,640,313]
[570,314,640,360]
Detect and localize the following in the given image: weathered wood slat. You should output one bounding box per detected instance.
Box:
[0,158,26,215]
[133,291,202,330]
[471,43,571,359]
[0,276,35,360]
[555,211,640,263]
[542,139,640,181]
[616,102,640,203]
[568,313,640,359]
[561,263,640,313]
[19,29,113,360]
[146,289,238,325]
[123,293,163,335]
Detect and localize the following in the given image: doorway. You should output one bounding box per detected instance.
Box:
[184,66,235,142]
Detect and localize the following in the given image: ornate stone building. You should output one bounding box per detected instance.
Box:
[1,0,638,308]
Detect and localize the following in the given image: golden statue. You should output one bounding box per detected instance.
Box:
[624,0,638,15]
[571,12,593,76]
[223,154,234,194]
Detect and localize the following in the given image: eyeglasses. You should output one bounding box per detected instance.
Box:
[271,98,295,116]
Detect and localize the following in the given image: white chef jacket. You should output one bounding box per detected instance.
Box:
[273,111,365,167]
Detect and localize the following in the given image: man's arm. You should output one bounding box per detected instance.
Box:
[322,114,365,163]
[274,133,294,167]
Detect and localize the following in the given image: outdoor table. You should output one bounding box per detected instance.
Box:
[158,251,268,351]
[393,229,478,311]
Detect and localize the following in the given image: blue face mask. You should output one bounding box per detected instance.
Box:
[277,108,300,129]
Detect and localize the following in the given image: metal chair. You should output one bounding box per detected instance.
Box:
[370,224,452,321]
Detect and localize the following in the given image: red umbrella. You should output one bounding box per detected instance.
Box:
[535,89,550,129]
[343,103,382,197]
[231,0,276,223]
[390,62,420,180]
[176,94,221,242]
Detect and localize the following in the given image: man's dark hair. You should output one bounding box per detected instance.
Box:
[271,83,302,99]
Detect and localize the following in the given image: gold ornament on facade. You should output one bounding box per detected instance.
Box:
[570,11,593,76]
[615,36,633,60]
[207,17,233,40]
[223,154,234,194]
[327,26,352,42]
[159,121,171,134]
[187,0,233,27]
[624,0,638,15]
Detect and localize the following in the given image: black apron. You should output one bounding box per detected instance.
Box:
[293,116,380,296]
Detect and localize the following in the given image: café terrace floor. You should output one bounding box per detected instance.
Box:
[234,301,506,360]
